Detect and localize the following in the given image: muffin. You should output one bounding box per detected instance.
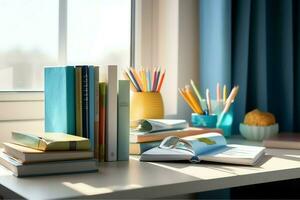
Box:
[244,109,276,126]
[240,109,278,141]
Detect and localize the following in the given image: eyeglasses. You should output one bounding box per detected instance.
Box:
[159,136,195,154]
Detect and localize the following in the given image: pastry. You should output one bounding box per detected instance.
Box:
[244,109,276,126]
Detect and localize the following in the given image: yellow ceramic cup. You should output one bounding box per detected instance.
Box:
[130,92,164,127]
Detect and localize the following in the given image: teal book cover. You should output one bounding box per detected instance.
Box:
[117,80,130,161]
[88,66,95,151]
[45,66,76,135]
[130,141,161,155]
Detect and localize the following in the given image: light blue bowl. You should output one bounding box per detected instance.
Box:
[239,123,279,141]
[191,113,217,128]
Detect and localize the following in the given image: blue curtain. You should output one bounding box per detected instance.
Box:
[199,0,300,133]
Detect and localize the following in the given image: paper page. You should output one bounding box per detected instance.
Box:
[184,133,227,155]
[140,147,193,161]
[198,144,265,165]
[138,119,188,133]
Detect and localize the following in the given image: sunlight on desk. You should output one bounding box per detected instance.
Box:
[62,182,142,196]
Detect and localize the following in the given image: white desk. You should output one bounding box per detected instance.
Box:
[1,137,300,199]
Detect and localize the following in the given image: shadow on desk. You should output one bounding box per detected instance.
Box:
[231,178,300,199]
[195,178,300,199]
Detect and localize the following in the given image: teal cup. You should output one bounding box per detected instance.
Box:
[199,100,234,137]
[191,113,218,128]
[216,105,234,137]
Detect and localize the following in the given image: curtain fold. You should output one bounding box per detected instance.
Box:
[199,0,300,133]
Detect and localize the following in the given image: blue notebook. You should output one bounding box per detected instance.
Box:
[88,66,95,151]
[44,66,76,135]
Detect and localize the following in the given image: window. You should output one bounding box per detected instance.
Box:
[0,0,131,91]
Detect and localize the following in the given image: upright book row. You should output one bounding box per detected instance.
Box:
[44,65,130,161]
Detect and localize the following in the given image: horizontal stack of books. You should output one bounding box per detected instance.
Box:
[129,119,223,155]
[44,65,130,162]
[0,131,98,177]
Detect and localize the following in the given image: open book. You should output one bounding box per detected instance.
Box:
[134,119,189,133]
[140,133,265,166]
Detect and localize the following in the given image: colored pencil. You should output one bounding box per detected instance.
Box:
[184,85,203,114]
[154,67,161,91]
[178,89,198,113]
[140,69,147,92]
[131,68,144,92]
[123,72,137,92]
[127,69,142,92]
[157,69,166,92]
[206,88,212,115]
[124,67,166,93]
[147,69,151,92]
[152,68,157,92]
[190,80,203,102]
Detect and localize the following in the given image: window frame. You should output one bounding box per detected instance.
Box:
[0,0,134,121]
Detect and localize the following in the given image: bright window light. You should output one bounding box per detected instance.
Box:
[0,0,131,91]
[0,0,59,91]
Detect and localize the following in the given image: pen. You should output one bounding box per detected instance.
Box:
[206,88,212,115]
[217,82,221,102]
[223,85,227,102]
[217,86,239,126]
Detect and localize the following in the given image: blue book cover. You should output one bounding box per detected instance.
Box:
[117,80,130,161]
[88,66,95,151]
[44,66,76,135]
[130,141,161,155]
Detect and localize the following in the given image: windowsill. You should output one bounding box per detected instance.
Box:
[0,91,44,102]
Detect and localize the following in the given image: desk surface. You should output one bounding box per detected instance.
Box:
[1,137,300,199]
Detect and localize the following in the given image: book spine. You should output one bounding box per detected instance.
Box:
[45,66,76,134]
[81,65,89,138]
[117,80,130,161]
[106,65,118,161]
[94,66,100,159]
[66,66,76,135]
[11,132,42,150]
[99,82,107,161]
[88,66,95,152]
[75,67,83,137]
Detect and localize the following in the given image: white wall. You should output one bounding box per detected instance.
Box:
[0,92,44,145]
[177,0,199,121]
[135,0,199,121]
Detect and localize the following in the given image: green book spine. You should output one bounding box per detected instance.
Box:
[117,80,130,161]
[75,67,83,137]
[99,82,107,161]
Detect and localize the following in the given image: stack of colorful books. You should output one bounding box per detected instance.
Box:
[0,132,98,177]
[44,65,130,162]
[129,119,223,155]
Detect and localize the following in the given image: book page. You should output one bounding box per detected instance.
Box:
[198,144,265,165]
[184,133,227,155]
[138,119,188,133]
